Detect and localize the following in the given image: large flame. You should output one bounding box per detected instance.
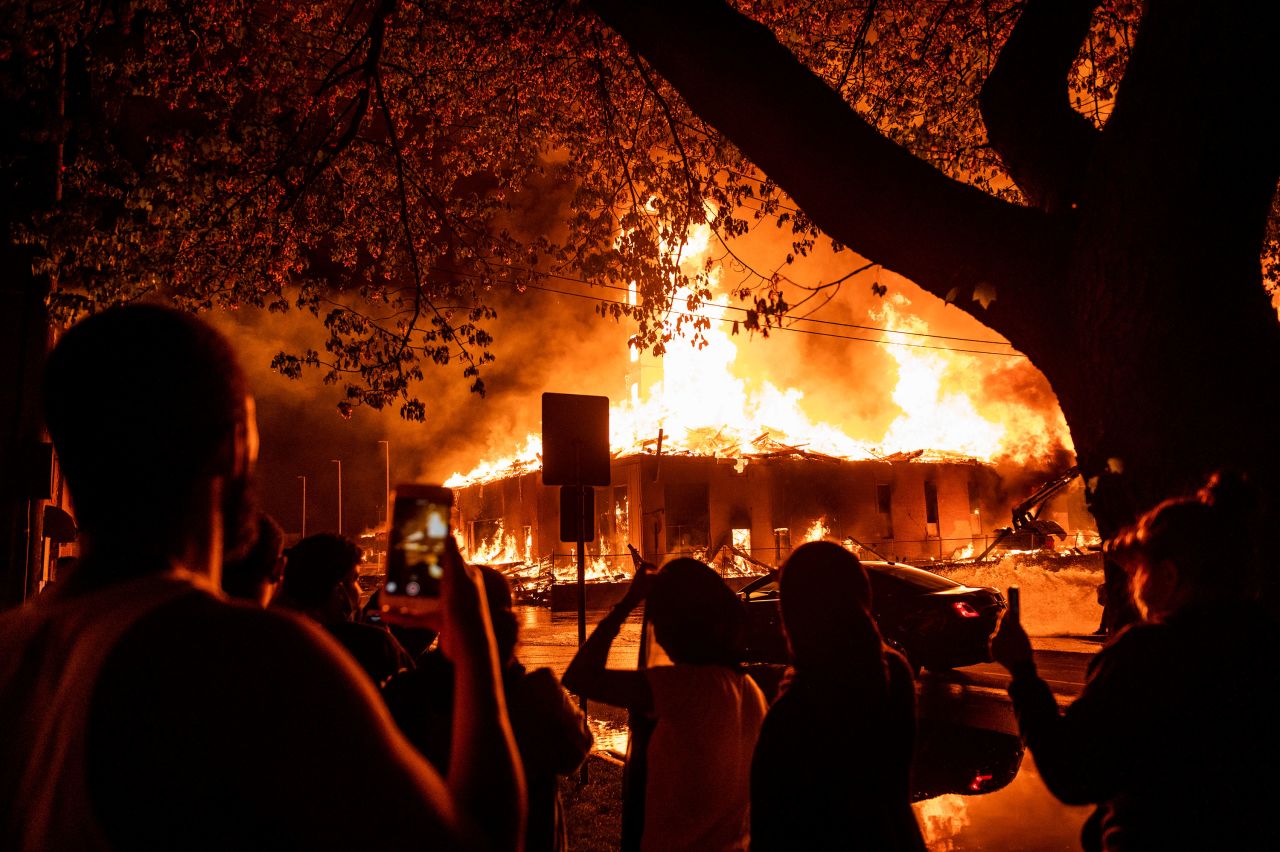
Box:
[446,225,1071,491]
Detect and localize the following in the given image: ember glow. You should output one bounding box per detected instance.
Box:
[445,225,1072,495]
[914,794,971,850]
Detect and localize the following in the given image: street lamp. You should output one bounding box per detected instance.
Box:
[377,440,391,533]
[297,475,307,538]
[331,459,343,535]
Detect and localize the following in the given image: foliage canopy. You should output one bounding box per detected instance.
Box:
[4,0,1274,419]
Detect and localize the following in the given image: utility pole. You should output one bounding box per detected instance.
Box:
[297,475,307,538]
[331,459,343,535]
[377,440,391,532]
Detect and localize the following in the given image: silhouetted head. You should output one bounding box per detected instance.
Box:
[42,305,257,570]
[1106,470,1259,620]
[647,558,745,667]
[222,514,286,606]
[780,541,884,672]
[475,564,519,667]
[279,534,362,624]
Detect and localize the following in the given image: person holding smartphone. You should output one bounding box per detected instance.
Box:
[385,563,592,852]
[0,306,524,851]
[991,472,1278,851]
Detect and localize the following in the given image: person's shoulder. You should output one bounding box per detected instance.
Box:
[1096,619,1169,657]
[516,665,567,695]
[647,663,765,706]
[334,619,407,652]
[115,591,357,689]
[1086,618,1175,680]
[132,588,320,642]
[644,662,720,690]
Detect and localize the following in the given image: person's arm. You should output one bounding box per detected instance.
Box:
[562,564,654,712]
[992,607,1126,805]
[437,538,526,852]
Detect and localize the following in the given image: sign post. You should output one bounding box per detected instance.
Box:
[542,392,611,642]
[542,393,610,783]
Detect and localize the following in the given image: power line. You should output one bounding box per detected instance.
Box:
[429,261,1015,347]
[540,268,1012,346]
[515,280,1024,358]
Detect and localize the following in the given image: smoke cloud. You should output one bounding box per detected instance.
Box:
[210,174,1084,537]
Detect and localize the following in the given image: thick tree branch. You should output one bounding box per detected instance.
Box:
[587,0,1066,349]
[979,0,1101,213]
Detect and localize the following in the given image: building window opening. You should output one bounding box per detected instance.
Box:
[924,481,940,538]
[876,484,894,540]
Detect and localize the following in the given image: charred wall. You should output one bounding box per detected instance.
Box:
[454,454,1002,571]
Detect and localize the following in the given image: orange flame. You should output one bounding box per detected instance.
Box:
[446,226,1072,488]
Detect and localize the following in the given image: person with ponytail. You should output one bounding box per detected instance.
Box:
[992,471,1279,850]
[750,541,925,850]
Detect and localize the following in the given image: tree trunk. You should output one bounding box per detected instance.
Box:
[589,0,1280,586]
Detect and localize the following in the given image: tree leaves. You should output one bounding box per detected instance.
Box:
[12,0,1218,423]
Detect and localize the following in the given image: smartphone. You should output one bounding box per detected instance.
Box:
[1007,585,1021,621]
[627,543,643,570]
[383,484,452,615]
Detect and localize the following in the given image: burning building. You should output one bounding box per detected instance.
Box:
[453,444,1003,608]
[444,226,1082,605]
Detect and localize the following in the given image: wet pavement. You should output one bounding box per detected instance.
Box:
[516,605,1097,850]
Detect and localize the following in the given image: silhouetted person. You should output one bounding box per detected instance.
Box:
[565,557,766,852]
[385,564,592,852]
[221,512,286,606]
[274,533,414,687]
[992,472,1278,851]
[364,585,438,659]
[0,305,523,850]
[750,541,925,851]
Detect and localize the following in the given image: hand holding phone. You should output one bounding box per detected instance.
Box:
[991,584,1032,669]
[383,484,452,617]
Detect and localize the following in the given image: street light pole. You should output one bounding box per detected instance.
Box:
[297,475,307,538]
[377,440,391,533]
[331,459,343,535]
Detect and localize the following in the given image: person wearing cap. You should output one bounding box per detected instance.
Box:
[990,472,1279,850]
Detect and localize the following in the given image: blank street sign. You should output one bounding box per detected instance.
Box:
[541,393,610,487]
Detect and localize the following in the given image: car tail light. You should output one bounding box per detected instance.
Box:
[952,601,980,618]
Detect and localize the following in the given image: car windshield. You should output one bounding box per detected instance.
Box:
[867,562,962,592]
[743,577,779,599]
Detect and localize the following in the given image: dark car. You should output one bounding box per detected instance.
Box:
[739,561,1005,673]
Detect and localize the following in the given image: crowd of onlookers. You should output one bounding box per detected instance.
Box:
[2,304,1278,851]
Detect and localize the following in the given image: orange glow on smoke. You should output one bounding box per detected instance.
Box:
[445,225,1072,492]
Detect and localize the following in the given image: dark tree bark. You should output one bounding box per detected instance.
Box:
[979,0,1101,214]
[589,0,1280,588]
